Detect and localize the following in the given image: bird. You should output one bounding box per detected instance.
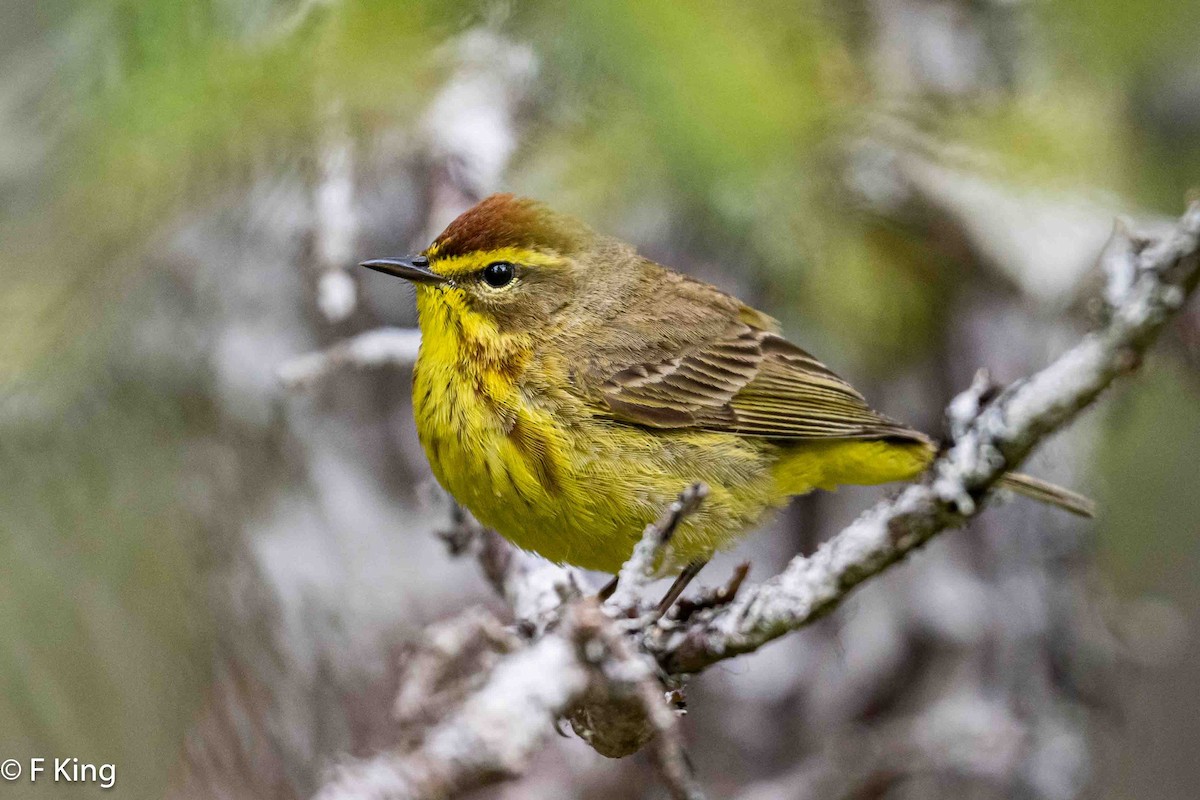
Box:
[362,193,1092,589]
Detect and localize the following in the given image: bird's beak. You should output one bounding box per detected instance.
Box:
[360,255,447,285]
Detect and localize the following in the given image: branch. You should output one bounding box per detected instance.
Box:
[277,327,421,389]
[606,482,709,612]
[314,606,595,800]
[439,506,582,636]
[312,97,359,323]
[650,200,1200,673]
[315,601,703,800]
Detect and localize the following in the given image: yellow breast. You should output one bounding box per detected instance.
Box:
[411,288,781,572]
[412,292,556,518]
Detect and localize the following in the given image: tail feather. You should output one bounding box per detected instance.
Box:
[997,472,1095,518]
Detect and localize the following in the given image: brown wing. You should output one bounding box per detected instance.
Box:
[593,321,927,443]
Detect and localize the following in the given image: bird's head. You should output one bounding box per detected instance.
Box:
[363,194,629,339]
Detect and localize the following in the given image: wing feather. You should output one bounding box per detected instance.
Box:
[594,321,927,444]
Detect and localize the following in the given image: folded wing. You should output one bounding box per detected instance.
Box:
[594,320,929,445]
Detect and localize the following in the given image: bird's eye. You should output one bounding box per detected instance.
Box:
[481,261,515,288]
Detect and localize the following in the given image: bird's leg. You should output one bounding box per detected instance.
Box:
[596,574,619,601]
[654,559,709,618]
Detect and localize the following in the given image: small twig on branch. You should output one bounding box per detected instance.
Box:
[672,562,751,622]
[278,327,421,389]
[392,607,520,740]
[605,482,709,613]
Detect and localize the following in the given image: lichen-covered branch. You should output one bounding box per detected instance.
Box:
[314,601,702,800]
[277,327,421,389]
[314,607,594,800]
[439,506,582,636]
[606,482,709,613]
[651,200,1200,673]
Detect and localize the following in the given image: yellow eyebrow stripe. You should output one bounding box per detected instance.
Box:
[430,247,565,278]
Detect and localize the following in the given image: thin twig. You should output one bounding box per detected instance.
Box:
[672,562,751,621]
[606,482,709,613]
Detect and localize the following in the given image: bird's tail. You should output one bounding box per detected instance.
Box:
[997,472,1095,518]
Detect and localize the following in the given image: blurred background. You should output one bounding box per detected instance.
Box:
[2,1,1199,798]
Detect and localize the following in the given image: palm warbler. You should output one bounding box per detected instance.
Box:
[363,194,1092,575]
